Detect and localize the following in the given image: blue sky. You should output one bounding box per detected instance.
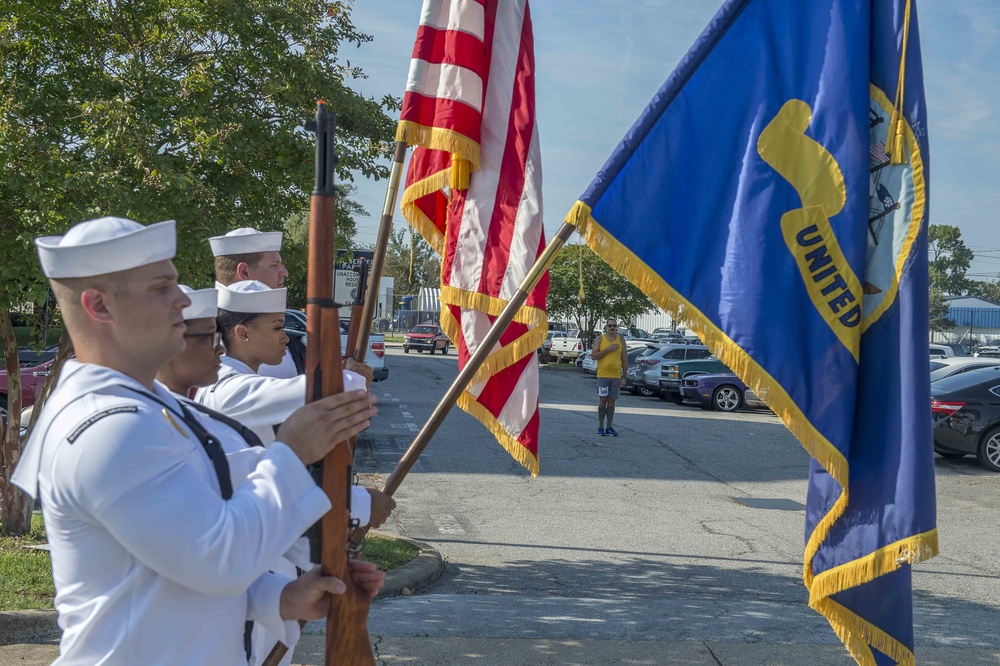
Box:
[344,0,1000,281]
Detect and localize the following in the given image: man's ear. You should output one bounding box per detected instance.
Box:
[236,262,251,280]
[80,288,114,324]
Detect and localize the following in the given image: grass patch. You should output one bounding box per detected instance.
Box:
[543,361,581,371]
[0,512,54,611]
[361,533,419,571]
[384,334,405,343]
[0,516,417,611]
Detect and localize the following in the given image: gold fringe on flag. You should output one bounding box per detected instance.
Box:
[883,0,912,165]
[441,306,543,477]
[568,200,938,666]
[438,285,547,386]
[399,167,449,257]
[457,391,539,476]
[396,121,481,171]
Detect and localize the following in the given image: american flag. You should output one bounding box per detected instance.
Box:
[870,140,889,167]
[398,0,547,475]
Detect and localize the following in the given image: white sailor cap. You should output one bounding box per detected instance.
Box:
[209,228,283,257]
[180,286,218,320]
[218,280,286,313]
[35,217,176,279]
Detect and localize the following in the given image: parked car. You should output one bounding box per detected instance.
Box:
[930,357,1000,383]
[17,344,60,368]
[974,346,1000,359]
[680,373,769,412]
[283,310,388,382]
[637,344,711,396]
[337,320,388,382]
[0,357,58,424]
[930,342,969,358]
[659,356,732,404]
[581,350,597,374]
[539,331,567,362]
[624,347,656,396]
[653,333,686,344]
[403,324,450,354]
[930,366,1000,471]
[575,349,588,368]
[284,308,307,333]
[616,327,652,342]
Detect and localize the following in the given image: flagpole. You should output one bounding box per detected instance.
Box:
[355,220,576,527]
[353,141,407,361]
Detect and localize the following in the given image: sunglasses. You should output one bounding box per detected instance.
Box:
[606,324,617,329]
[184,331,223,347]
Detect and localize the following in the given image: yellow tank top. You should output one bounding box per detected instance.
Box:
[595,333,624,378]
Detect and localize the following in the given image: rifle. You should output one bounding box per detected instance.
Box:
[264,101,374,666]
[344,258,370,376]
[262,125,408,666]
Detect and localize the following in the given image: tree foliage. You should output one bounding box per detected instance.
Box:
[0,0,398,301]
[547,245,656,348]
[928,288,955,334]
[966,275,1000,305]
[928,224,974,296]
[370,227,441,299]
[0,0,398,532]
[283,186,370,309]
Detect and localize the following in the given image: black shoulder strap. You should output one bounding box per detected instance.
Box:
[209,371,242,393]
[184,400,264,449]
[119,387,234,500]
[122,388,253,659]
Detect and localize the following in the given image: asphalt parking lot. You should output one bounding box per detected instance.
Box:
[359,348,1000,661]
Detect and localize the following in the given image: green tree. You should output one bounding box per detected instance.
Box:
[966,276,1000,305]
[283,186,368,309]
[0,0,398,532]
[547,245,656,348]
[929,288,955,334]
[374,227,442,298]
[928,224,975,296]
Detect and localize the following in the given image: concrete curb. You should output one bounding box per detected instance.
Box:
[0,534,443,645]
[0,609,58,646]
[375,533,445,599]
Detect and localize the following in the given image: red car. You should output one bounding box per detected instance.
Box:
[0,357,56,421]
[403,324,450,354]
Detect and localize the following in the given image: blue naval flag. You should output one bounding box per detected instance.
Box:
[566,1,937,663]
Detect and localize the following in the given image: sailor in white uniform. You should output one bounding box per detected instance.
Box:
[192,280,388,666]
[209,228,298,379]
[12,217,380,666]
[192,281,389,525]
[208,227,374,386]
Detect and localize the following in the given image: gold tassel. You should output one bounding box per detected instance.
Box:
[450,156,471,190]
[884,0,912,165]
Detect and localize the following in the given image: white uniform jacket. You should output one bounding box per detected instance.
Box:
[193,356,371,526]
[11,361,331,666]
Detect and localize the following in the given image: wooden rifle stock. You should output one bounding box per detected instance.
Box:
[262,101,373,666]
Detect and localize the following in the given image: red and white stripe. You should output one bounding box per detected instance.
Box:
[402,0,489,144]
[399,0,546,475]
